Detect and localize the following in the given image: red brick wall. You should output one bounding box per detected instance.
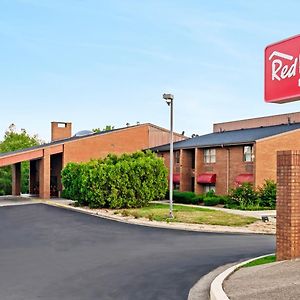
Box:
[255,129,300,187]
[180,149,194,192]
[63,125,150,165]
[214,112,300,132]
[194,148,204,194]
[148,126,186,148]
[158,151,180,183]
[196,146,254,195]
[160,145,254,195]
[276,150,300,260]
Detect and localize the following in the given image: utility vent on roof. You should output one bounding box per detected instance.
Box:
[74,130,94,137]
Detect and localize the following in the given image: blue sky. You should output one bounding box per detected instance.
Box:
[1,0,300,141]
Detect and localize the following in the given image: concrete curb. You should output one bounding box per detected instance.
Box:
[43,201,274,235]
[210,253,275,300]
[188,263,235,300]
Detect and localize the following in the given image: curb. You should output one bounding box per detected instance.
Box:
[188,263,235,300]
[43,201,274,235]
[210,253,275,300]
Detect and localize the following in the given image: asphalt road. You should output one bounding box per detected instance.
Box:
[0,204,275,300]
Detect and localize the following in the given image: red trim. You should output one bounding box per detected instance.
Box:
[235,174,254,184]
[173,174,180,184]
[197,173,216,184]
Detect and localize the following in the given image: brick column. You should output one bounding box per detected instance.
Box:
[12,162,21,196]
[277,150,300,261]
[194,148,203,194]
[39,151,51,199]
[180,149,193,192]
[29,160,37,194]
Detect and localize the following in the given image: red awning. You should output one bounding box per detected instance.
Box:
[197,173,216,184]
[235,174,254,184]
[173,174,180,184]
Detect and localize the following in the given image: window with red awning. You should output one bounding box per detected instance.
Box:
[197,173,216,184]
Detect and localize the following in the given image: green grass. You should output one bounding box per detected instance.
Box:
[243,255,276,268]
[115,203,257,227]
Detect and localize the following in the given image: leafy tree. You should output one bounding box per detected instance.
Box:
[0,124,40,195]
[92,125,115,133]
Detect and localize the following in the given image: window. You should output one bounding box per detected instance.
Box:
[204,149,216,163]
[203,184,216,193]
[191,151,195,169]
[174,183,180,190]
[175,151,180,164]
[243,146,254,162]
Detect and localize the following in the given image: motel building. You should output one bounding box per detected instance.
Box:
[0,122,186,199]
[152,112,300,195]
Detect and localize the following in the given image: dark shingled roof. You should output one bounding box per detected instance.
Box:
[151,123,300,151]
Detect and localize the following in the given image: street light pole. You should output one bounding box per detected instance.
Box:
[163,93,174,218]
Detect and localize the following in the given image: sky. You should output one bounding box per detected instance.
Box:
[1,0,300,142]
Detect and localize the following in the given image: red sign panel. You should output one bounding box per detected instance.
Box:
[265,35,300,103]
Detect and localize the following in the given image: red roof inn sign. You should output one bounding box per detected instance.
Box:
[265,35,300,103]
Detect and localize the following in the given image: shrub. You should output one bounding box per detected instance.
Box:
[205,190,216,197]
[217,195,228,205]
[204,196,220,206]
[61,150,168,209]
[173,191,196,204]
[61,162,88,206]
[228,183,258,209]
[257,180,276,208]
[193,194,205,204]
[172,191,207,205]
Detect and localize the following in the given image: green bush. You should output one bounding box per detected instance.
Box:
[257,180,276,208]
[193,194,205,204]
[225,180,277,210]
[61,150,168,209]
[173,191,196,204]
[217,195,228,205]
[61,162,87,205]
[172,191,206,205]
[204,196,220,206]
[227,183,258,209]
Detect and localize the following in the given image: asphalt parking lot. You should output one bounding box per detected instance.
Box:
[0,204,274,300]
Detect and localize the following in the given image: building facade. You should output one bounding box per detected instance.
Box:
[153,112,300,195]
[0,122,186,199]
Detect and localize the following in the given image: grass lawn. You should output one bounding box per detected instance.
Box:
[242,255,276,268]
[115,203,257,227]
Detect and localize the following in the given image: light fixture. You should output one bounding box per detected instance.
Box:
[163,93,174,218]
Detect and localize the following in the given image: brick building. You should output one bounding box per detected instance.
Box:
[0,122,186,199]
[152,112,300,195]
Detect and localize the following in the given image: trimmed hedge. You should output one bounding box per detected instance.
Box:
[173,191,197,204]
[61,151,168,209]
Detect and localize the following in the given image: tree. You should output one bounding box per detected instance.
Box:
[0,124,41,195]
[92,125,115,133]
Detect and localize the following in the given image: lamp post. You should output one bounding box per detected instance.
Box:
[163,93,174,218]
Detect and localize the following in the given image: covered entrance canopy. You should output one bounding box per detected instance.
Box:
[0,144,63,199]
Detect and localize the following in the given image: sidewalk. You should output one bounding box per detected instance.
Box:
[224,260,300,300]
[153,200,276,219]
